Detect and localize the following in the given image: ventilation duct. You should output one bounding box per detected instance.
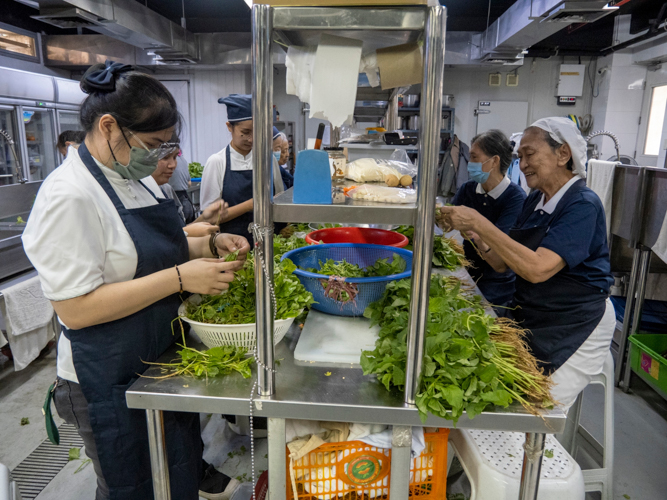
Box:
[475,0,618,64]
[30,0,199,63]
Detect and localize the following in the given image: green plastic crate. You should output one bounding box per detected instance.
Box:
[628,333,667,399]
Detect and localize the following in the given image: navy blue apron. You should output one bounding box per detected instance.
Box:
[218,145,285,241]
[219,146,254,240]
[509,179,608,375]
[63,143,201,500]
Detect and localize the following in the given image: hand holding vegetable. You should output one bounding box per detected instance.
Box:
[215,234,250,260]
[200,199,229,226]
[439,205,484,233]
[184,222,219,238]
[178,259,244,295]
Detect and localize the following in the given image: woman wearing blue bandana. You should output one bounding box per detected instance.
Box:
[448,130,526,312]
[22,61,249,500]
[440,117,615,408]
[200,94,285,241]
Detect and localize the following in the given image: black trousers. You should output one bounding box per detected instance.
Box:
[53,377,110,500]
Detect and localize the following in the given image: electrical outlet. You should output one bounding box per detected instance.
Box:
[488,73,501,87]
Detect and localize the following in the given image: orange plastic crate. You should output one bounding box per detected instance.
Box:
[286,430,449,500]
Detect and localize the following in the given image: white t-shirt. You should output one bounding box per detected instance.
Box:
[22,148,158,383]
[199,146,284,211]
[200,146,253,209]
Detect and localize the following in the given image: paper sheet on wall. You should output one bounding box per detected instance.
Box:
[309,34,363,128]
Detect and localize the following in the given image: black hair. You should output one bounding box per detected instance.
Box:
[526,126,574,171]
[79,64,180,136]
[57,130,86,148]
[471,129,513,175]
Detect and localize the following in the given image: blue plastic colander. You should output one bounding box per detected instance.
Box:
[282,244,413,317]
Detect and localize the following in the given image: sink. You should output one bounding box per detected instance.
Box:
[0,224,31,280]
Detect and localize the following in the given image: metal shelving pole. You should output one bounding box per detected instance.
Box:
[404,5,446,406]
[252,3,275,397]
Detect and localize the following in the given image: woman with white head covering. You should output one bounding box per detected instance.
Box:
[439,117,614,407]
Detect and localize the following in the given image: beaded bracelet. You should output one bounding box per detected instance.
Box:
[174,265,183,293]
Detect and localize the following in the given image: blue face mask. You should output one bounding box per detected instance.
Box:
[467,157,493,184]
[273,151,281,163]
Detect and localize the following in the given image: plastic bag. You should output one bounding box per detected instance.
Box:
[347,185,416,204]
[345,151,417,184]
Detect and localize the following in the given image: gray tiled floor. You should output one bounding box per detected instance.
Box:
[2,348,667,500]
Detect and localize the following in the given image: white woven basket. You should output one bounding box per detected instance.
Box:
[177,295,298,350]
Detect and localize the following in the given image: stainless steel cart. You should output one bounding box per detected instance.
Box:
[126,5,566,500]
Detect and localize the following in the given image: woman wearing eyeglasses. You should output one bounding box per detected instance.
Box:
[22,61,250,500]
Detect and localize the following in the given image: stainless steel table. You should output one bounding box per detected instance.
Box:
[127,319,566,500]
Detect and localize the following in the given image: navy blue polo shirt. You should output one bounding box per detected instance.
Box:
[453,178,526,306]
[515,180,613,293]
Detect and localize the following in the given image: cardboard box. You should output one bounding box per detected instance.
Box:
[261,1,427,6]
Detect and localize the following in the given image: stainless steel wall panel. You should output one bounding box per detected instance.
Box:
[0,67,55,102]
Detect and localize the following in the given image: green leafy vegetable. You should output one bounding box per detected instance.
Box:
[188,162,203,178]
[274,234,308,260]
[544,449,554,459]
[68,448,80,461]
[432,236,469,270]
[16,216,26,225]
[224,250,239,262]
[395,226,469,269]
[305,254,407,278]
[74,458,92,474]
[20,417,29,426]
[144,344,254,381]
[361,276,553,424]
[185,257,314,325]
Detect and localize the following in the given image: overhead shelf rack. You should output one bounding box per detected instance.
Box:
[127,6,565,500]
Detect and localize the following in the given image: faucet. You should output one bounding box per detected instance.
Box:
[0,129,27,184]
[585,130,621,162]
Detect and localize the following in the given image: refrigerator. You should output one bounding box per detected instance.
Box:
[0,66,85,186]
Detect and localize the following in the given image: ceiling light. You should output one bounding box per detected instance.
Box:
[244,0,253,8]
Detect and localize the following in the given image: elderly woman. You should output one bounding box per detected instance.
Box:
[439,117,615,407]
[449,129,526,311]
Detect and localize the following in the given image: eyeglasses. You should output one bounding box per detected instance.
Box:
[128,131,180,161]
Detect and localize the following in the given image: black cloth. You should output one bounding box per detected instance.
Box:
[175,189,196,224]
[83,60,133,93]
[452,180,526,309]
[509,179,611,374]
[63,143,202,500]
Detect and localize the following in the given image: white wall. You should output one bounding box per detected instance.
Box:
[442,57,595,144]
[188,69,250,164]
[590,50,647,161]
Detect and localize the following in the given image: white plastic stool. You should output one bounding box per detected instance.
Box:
[561,351,614,500]
[449,429,584,500]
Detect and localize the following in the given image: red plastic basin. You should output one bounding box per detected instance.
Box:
[305,227,409,248]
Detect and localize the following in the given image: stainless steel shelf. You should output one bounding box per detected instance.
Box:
[126,325,566,434]
[273,186,416,225]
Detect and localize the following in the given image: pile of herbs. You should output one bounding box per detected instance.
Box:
[143,344,254,382]
[304,254,407,278]
[184,256,314,325]
[360,276,553,424]
[274,233,308,260]
[395,226,468,270]
[188,162,203,178]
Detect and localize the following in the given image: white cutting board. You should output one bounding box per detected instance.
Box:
[294,309,379,366]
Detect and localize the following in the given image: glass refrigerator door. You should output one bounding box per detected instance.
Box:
[58,110,82,133]
[0,107,22,186]
[23,108,56,181]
